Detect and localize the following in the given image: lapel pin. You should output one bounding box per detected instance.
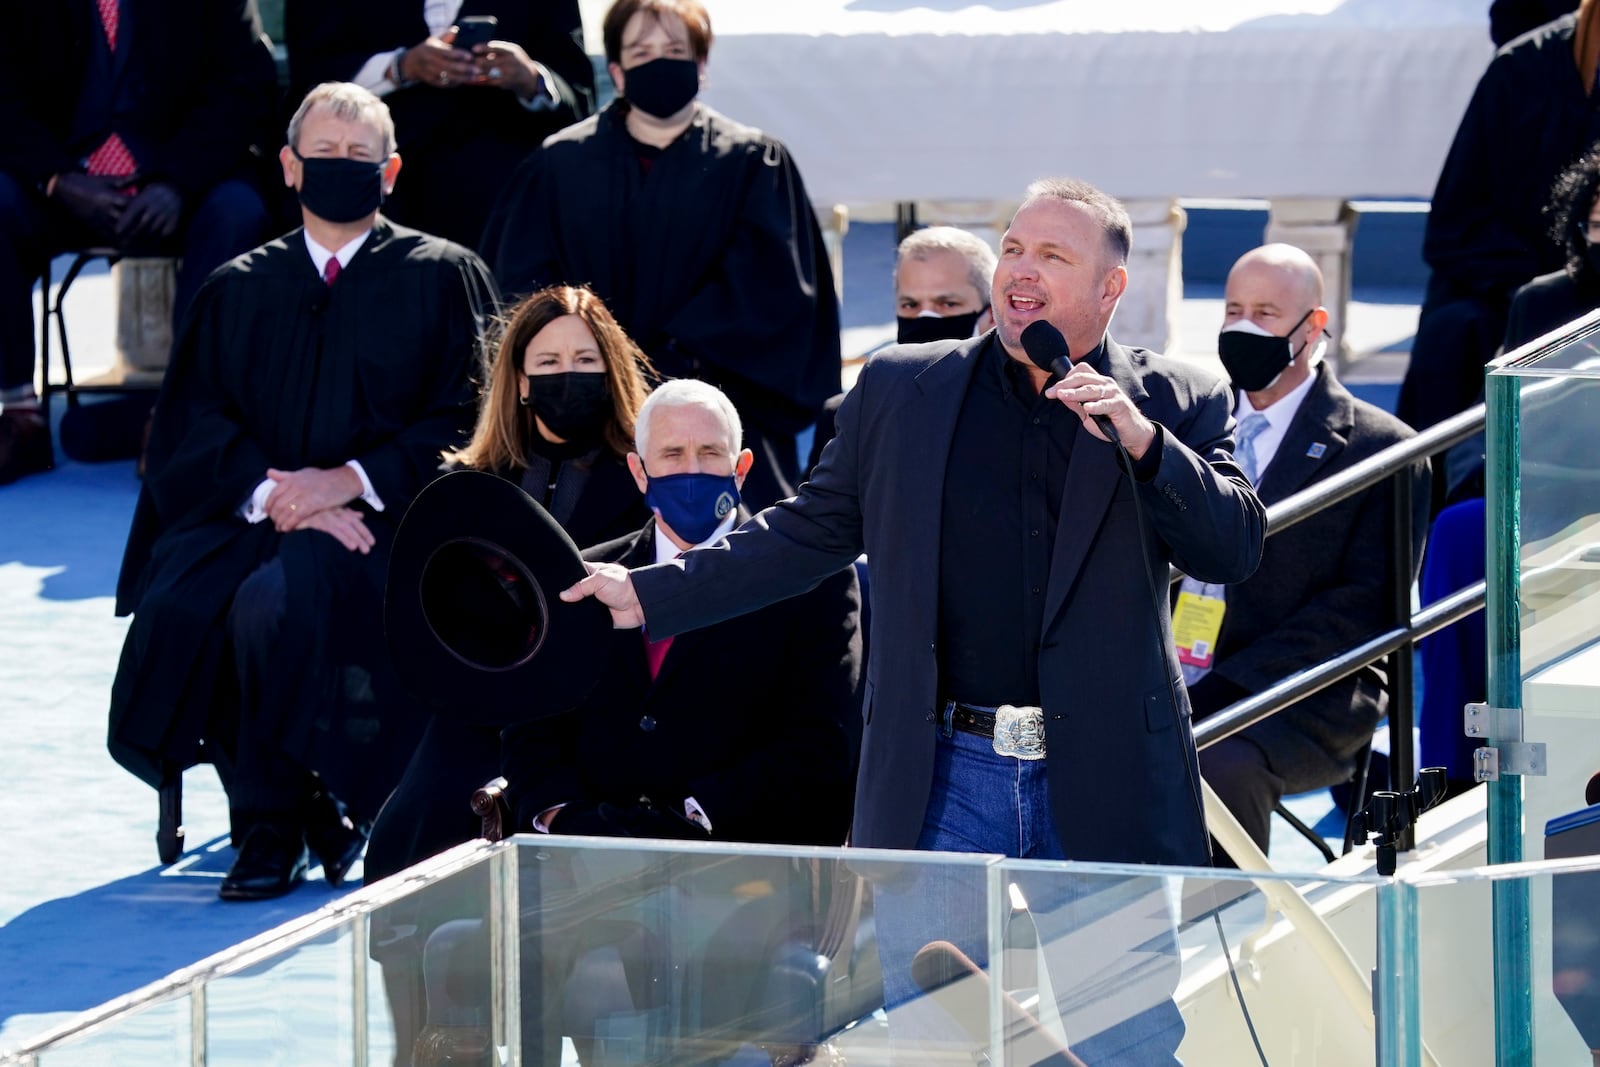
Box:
[1306,443,1327,459]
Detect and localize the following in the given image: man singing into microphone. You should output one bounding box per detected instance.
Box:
[565,176,1264,1061]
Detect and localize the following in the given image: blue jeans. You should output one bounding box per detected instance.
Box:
[871,718,1186,1065]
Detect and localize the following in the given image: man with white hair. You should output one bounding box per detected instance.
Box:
[500,378,862,847]
[893,225,996,345]
[1183,243,1431,854]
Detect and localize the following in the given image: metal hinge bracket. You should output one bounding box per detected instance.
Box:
[1465,703,1546,781]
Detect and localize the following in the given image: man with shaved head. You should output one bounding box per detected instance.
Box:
[1180,243,1431,856]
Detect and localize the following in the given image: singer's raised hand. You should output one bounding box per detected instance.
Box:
[1046,364,1157,459]
[560,561,646,628]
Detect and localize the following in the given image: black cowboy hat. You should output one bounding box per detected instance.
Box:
[385,469,612,722]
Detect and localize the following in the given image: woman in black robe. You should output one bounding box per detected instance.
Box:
[481,0,840,510]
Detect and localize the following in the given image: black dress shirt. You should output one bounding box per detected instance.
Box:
[937,337,1092,706]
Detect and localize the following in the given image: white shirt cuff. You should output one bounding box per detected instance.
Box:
[355,49,404,95]
[241,478,274,523]
[683,796,712,833]
[517,63,559,111]
[345,460,385,512]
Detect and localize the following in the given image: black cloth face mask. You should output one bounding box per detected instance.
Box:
[623,57,700,119]
[1217,309,1313,393]
[293,150,385,224]
[896,308,985,345]
[523,371,611,443]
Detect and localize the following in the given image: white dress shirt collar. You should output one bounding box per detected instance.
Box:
[653,513,738,565]
[1234,365,1319,479]
[303,229,372,276]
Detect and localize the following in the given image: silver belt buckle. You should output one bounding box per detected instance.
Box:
[993,704,1046,760]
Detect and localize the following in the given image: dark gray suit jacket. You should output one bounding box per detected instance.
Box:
[1206,365,1430,785]
[634,333,1265,867]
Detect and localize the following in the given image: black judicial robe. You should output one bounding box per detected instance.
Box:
[482,101,841,440]
[1424,13,1600,305]
[108,219,496,811]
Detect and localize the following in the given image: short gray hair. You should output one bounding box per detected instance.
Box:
[634,379,743,457]
[895,226,998,306]
[286,82,397,157]
[1019,177,1131,265]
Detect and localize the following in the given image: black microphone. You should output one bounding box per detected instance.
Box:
[910,940,1089,1067]
[1019,320,1120,446]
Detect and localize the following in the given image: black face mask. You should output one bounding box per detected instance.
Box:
[523,371,611,443]
[1217,310,1313,393]
[293,150,385,224]
[896,308,985,345]
[623,57,700,119]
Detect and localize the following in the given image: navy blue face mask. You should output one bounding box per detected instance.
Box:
[644,470,740,545]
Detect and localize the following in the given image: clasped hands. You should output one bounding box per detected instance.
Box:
[401,27,545,100]
[51,174,182,248]
[263,466,373,554]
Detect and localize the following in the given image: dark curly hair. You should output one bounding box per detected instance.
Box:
[1547,144,1600,278]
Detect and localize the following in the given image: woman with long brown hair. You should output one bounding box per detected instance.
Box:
[449,283,654,546]
[366,285,655,887]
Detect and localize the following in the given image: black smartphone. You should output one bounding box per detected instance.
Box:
[453,15,499,52]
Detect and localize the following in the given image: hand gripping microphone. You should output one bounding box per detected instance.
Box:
[1020,319,1120,446]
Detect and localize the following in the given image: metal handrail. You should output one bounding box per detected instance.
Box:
[1180,394,1493,853]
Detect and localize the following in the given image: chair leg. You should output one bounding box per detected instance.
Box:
[157,769,185,865]
[52,253,98,407]
[36,258,53,410]
[1274,801,1337,865]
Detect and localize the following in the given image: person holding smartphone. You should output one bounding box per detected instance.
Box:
[285,1,596,250]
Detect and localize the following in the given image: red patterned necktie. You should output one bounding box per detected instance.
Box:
[85,0,137,180]
[323,256,342,286]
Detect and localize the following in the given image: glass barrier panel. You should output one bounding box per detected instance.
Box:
[1412,857,1600,1067]
[32,994,191,1067]
[502,842,1391,1066]
[202,922,359,1065]
[496,837,999,1066]
[360,853,503,1065]
[988,861,1383,1067]
[1488,330,1600,863]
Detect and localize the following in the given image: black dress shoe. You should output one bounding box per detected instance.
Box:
[305,789,370,888]
[220,823,309,901]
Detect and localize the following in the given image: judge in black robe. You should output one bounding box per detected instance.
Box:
[109,83,497,899]
[1397,9,1600,432]
[285,0,595,251]
[481,5,840,509]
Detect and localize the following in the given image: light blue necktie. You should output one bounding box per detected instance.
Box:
[1178,411,1270,686]
[1234,412,1270,486]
